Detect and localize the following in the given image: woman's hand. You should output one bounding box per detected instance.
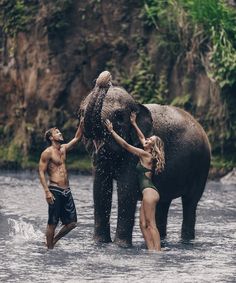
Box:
[105,119,113,133]
[130,112,137,125]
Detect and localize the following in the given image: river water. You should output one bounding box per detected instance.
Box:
[0,171,235,283]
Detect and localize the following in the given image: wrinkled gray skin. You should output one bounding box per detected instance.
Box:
[79,85,211,247]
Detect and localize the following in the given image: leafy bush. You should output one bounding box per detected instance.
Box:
[143,0,236,158]
[185,0,236,88]
[0,0,39,36]
[122,49,167,104]
[46,0,74,35]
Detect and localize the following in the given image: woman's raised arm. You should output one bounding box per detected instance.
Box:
[105,119,145,157]
[130,112,146,146]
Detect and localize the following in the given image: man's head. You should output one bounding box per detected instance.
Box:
[44,127,64,145]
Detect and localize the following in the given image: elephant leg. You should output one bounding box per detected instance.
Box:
[93,168,113,243]
[114,176,138,248]
[155,201,172,239]
[181,196,199,240]
[181,175,206,240]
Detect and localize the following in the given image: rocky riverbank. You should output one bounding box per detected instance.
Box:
[0,1,235,177]
[0,157,233,181]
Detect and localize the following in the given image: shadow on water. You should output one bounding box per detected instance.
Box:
[0,171,235,282]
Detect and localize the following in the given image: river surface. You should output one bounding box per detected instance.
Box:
[0,171,235,283]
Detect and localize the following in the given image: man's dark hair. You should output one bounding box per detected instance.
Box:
[44,127,58,144]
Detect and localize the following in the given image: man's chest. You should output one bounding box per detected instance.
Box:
[50,150,66,166]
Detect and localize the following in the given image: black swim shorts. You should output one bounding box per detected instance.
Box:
[48,186,77,225]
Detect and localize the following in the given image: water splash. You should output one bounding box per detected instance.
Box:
[8,218,44,243]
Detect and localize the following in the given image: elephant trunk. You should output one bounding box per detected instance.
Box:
[83,71,112,139]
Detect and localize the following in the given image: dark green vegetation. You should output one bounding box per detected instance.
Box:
[46,0,74,35]
[118,0,236,175]
[142,0,236,174]
[0,0,74,38]
[0,0,39,36]
[0,0,235,175]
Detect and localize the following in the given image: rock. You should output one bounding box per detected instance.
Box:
[220,168,236,185]
[0,0,232,166]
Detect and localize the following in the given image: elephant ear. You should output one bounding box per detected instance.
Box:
[130,104,153,146]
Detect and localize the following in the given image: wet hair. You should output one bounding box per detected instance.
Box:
[44,127,58,144]
[151,136,165,174]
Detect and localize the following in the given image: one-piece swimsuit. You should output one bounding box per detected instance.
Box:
[136,162,158,193]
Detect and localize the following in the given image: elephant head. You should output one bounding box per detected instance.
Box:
[79,71,153,154]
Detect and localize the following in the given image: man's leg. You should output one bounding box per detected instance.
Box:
[52,191,77,248]
[53,222,77,247]
[46,190,59,249]
[46,224,56,249]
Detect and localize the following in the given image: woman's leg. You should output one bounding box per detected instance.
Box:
[142,188,161,251]
[140,201,154,250]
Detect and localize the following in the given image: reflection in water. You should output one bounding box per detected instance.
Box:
[0,171,235,283]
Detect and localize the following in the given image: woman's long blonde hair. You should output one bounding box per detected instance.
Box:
[151,136,165,174]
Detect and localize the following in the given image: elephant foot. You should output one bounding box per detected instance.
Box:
[160,234,167,241]
[181,228,195,240]
[158,226,167,240]
[114,238,132,248]
[93,235,112,244]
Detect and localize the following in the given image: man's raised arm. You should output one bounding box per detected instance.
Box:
[64,118,84,151]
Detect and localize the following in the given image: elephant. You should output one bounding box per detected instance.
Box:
[79,71,211,248]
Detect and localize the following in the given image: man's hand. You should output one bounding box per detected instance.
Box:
[130,112,137,125]
[45,191,55,204]
[105,119,113,133]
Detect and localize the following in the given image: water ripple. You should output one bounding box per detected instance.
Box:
[0,172,235,282]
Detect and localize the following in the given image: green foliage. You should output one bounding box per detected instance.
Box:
[185,0,236,88]
[185,0,236,35]
[144,0,236,89]
[143,0,184,55]
[0,145,8,160]
[143,0,236,162]
[211,154,235,171]
[185,0,236,155]
[210,28,236,88]
[67,154,92,172]
[0,0,39,36]
[7,142,23,163]
[47,0,74,35]
[0,143,91,171]
[171,94,191,107]
[144,0,178,29]
[184,0,219,27]
[122,49,167,104]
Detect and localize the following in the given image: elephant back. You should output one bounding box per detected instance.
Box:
[146,104,211,200]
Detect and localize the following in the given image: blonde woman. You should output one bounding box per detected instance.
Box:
[105,112,165,251]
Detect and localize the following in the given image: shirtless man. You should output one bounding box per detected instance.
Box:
[39,118,84,249]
